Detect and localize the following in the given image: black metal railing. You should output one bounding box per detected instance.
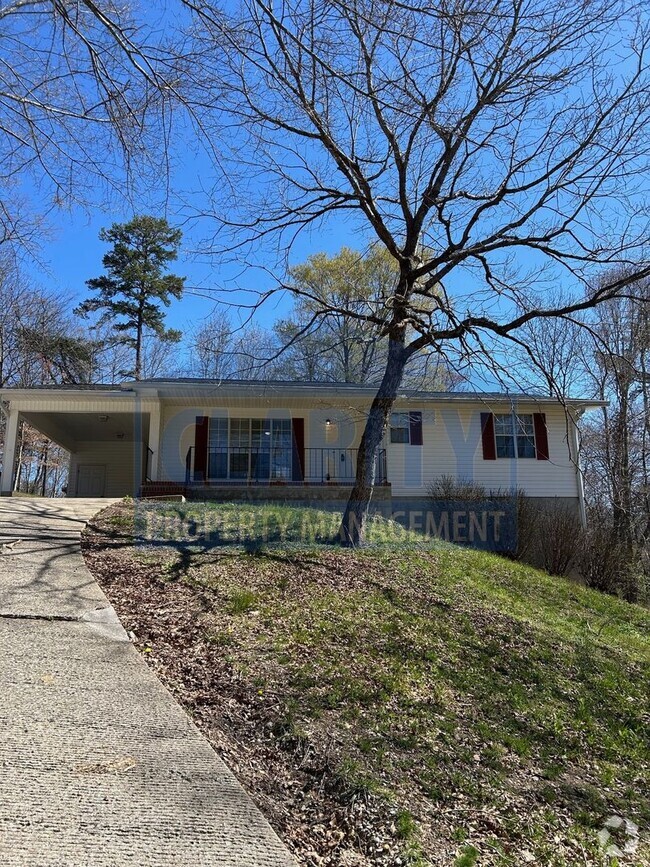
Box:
[185,446,387,485]
[145,446,154,482]
[304,448,387,484]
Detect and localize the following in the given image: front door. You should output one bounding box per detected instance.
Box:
[76,464,106,497]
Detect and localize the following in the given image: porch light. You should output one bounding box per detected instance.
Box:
[116,432,125,439]
[325,418,331,426]
[98,415,109,422]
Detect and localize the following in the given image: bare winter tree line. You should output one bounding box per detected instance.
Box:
[0,0,186,252]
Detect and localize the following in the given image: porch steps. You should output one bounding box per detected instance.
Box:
[140,482,188,499]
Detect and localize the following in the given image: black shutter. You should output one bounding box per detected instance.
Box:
[480,413,496,460]
[291,418,305,481]
[194,416,209,481]
[409,411,423,445]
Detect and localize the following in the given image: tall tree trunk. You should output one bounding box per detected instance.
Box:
[41,440,49,497]
[640,346,650,544]
[340,337,410,545]
[135,316,143,381]
[612,386,632,544]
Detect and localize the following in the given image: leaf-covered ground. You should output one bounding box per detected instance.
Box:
[81,501,650,866]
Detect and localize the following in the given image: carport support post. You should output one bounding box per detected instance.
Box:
[147,403,161,482]
[1,407,19,496]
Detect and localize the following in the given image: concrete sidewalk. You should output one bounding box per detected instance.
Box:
[0,498,296,866]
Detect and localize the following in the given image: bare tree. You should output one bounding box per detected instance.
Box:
[509,279,650,599]
[580,279,650,599]
[508,303,590,399]
[186,310,242,379]
[85,323,135,384]
[0,271,95,387]
[185,0,650,543]
[0,258,29,387]
[184,309,278,380]
[0,0,181,252]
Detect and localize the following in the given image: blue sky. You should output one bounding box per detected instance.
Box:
[24,189,359,338]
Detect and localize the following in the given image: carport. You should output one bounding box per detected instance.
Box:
[0,386,159,497]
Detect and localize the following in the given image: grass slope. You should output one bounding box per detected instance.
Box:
[83,501,650,867]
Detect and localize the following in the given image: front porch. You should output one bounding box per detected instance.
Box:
[183,445,388,487]
[0,387,391,501]
[141,444,390,503]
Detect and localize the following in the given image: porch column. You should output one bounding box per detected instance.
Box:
[1,407,19,496]
[147,402,161,482]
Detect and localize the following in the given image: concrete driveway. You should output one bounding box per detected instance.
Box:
[0,498,296,866]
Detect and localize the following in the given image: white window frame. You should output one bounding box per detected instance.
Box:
[389,412,411,444]
[494,413,537,459]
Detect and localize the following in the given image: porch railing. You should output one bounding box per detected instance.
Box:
[185,446,387,485]
[145,446,154,483]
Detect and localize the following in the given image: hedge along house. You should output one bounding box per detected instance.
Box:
[0,379,604,527]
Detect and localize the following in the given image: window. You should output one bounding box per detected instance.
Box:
[208,417,228,478]
[270,418,292,479]
[207,417,293,479]
[390,412,410,443]
[389,411,424,445]
[229,418,251,448]
[494,413,536,459]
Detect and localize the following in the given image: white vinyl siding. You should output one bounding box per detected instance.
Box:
[384,404,578,498]
[147,398,580,498]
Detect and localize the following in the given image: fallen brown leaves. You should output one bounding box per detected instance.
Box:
[82,507,411,865]
[80,503,648,867]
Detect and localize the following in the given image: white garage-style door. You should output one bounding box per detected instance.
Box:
[76,465,106,497]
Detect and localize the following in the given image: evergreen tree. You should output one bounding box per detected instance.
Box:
[76,216,185,380]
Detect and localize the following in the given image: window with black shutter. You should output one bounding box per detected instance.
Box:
[480,412,550,461]
[389,411,423,445]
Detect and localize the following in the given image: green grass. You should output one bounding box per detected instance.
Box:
[113,501,650,864]
[226,587,259,614]
[454,846,479,867]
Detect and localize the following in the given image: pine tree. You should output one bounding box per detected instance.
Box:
[76,216,185,380]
